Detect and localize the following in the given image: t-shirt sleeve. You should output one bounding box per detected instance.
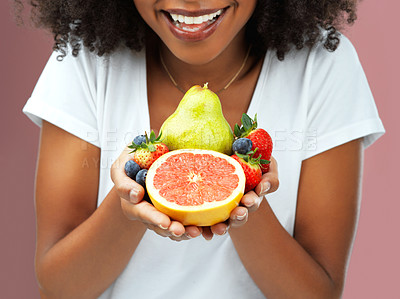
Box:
[23,47,100,147]
[304,35,385,160]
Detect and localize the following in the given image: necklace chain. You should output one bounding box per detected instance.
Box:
[160,45,252,94]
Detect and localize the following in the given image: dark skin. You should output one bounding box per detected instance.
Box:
[34,34,268,298]
[229,140,362,297]
[34,50,362,297]
[146,33,264,133]
[146,36,363,297]
[35,124,146,298]
[34,1,363,297]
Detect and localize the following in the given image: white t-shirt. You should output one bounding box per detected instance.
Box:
[23,35,385,299]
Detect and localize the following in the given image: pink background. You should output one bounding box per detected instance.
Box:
[1,1,398,298]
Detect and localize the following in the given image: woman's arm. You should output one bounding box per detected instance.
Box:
[35,121,147,299]
[229,138,363,299]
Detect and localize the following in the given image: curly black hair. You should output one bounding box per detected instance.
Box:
[16,0,357,60]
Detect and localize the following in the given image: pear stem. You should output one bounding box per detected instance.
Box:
[203,82,209,89]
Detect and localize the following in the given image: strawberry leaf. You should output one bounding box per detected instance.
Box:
[253,154,262,161]
[241,113,253,131]
[260,159,270,164]
[239,113,259,137]
[128,129,165,154]
[236,153,247,159]
[128,141,143,152]
[252,148,260,158]
[234,124,241,138]
[156,130,162,141]
[149,130,156,143]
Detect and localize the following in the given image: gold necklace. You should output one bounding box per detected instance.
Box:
[160,45,252,94]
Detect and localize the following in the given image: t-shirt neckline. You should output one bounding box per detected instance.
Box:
[140,50,271,131]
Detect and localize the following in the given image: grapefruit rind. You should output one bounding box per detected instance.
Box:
[146,149,245,226]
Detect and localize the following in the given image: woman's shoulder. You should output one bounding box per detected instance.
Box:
[51,43,146,74]
[269,33,360,71]
[312,34,361,70]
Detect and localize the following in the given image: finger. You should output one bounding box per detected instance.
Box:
[168,225,201,241]
[210,222,228,236]
[148,223,198,241]
[121,199,171,229]
[169,229,198,242]
[111,147,144,204]
[148,224,185,242]
[116,177,145,204]
[201,226,214,241]
[168,236,184,242]
[255,156,279,197]
[229,206,248,228]
[168,221,186,238]
[240,191,263,212]
[148,223,172,238]
[184,225,203,239]
[168,225,204,241]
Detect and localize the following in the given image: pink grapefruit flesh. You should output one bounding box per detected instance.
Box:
[146,149,245,226]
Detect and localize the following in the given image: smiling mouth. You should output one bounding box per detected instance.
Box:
[162,7,228,41]
[165,9,224,32]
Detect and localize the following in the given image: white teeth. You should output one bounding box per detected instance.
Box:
[193,16,203,24]
[205,13,214,21]
[169,9,223,25]
[171,13,178,22]
[184,16,194,24]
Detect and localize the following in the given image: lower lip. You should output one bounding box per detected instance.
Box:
[162,10,227,42]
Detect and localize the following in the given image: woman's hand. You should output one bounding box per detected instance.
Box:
[111,147,203,241]
[205,156,279,240]
[112,147,278,241]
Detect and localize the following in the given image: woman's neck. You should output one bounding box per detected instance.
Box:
[155,29,254,93]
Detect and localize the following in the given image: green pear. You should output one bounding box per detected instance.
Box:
[160,83,234,155]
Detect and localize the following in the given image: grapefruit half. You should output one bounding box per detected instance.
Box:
[146,149,246,226]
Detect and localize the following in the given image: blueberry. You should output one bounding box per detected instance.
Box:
[125,160,141,180]
[232,138,253,154]
[135,169,148,187]
[133,134,146,146]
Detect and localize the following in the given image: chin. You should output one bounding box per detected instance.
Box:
[165,42,227,66]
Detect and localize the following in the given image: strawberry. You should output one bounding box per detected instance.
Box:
[234,113,273,173]
[231,150,269,193]
[128,131,169,169]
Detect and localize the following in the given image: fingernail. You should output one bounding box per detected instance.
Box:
[236,212,247,221]
[259,181,271,197]
[244,200,254,208]
[158,224,168,230]
[129,189,140,203]
[185,233,193,239]
[171,232,183,238]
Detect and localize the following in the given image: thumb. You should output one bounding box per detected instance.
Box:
[111,147,145,203]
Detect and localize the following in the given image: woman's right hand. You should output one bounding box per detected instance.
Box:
[111,146,203,241]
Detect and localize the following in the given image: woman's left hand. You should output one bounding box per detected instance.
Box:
[202,156,279,240]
